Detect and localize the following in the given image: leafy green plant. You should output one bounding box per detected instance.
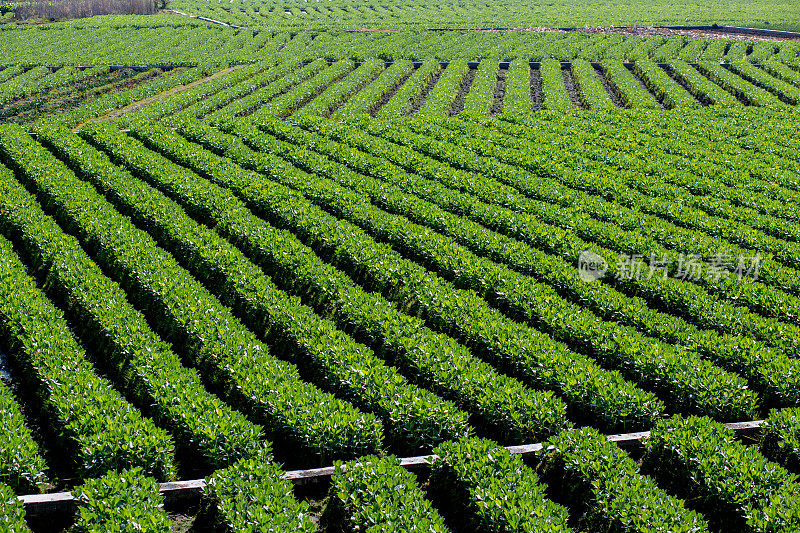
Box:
[201,446,314,532]
[431,437,573,532]
[325,455,448,532]
[72,468,171,533]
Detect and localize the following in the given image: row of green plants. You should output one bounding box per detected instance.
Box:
[539,427,709,532]
[695,61,783,107]
[569,59,615,110]
[427,116,800,339]
[296,114,792,364]
[262,117,765,419]
[498,59,530,117]
[326,455,449,531]
[7,127,266,471]
[71,468,171,533]
[203,58,325,124]
[459,59,498,116]
[430,437,572,532]
[42,67,202,128]
[201,446,315,532]
[0,482,28,532]
[167,58,303,125]
[295,59,385,118]
[0,124,381,462]
[761,59,800,88]
[632,58,700,109]
[82,123,472,454]
[470,114,800,328]
[286,116,800,409]
[540,59,573,112]
[376,61,439,117]
[182,120,665,432]
[0,381,46,494]
[423,114,800,321]
[0,220,176,480]
[178,118,661,426]
[415,61,470,118]
[600,60,660,109]
[333,60,415,118]
[250,60,354,120]
[117,62,268,128]
[727,59,800,105]
[126,123,574,445]
[641,415,800,531]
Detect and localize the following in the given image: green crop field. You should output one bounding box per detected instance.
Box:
[1,1,800,532]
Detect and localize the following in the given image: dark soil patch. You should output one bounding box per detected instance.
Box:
[530,67,543,111]
[491,67,508,115]
[626,64,665,108]
[290,63,355,117]
[661,63,710,106]
[448,66,477,115]
[408,64,444,115]
[326,64,385,117]
[695,64,752,105]
[561,66,584,109]
[593,64,624,107]
[370,64,418,115]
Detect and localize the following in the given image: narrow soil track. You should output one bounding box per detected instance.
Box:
[627,64,665,109]
[408,64,445,115]
[371,64,418,116]
[326,65,386,117]
[491,67,508,115]
[85,65,246,125]
[530,67,543,111]
[448,66,478,115]
[561,66,584,109]
[593,64,624,107]
[661,63,710,106]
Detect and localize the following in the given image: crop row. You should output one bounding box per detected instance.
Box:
[415,61,470,117]
[83,123,475,453]
[277,116,800,405]
[0,124,382,462]
[117,62,268,127]
[203,58,325,123]
[377,61,440,116]
[0,167,176,480]
[333,59,415,118]
[249,59,354,120]
[174,120,665,432]
[6,127,268,471]
[43,66,205,128]
[279,116,800,409]
[295,58,385,118]
[429,116,800,328]
[123,122,574,444]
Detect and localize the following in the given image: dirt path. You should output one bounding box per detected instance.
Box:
[84,65,245,126]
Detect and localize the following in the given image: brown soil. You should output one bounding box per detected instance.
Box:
[530,67,543,111]
[561,66,583,109]
[370,64,417,116]
[593,64,624,107]
[490,67,508,115]
[627,64,665,109]
[86,65,245,125]
[408,64,444,115]
[448,66,477,115]
[576,25,797,42]
[326,63,386,117]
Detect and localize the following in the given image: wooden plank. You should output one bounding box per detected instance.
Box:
[19,419,766,515]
